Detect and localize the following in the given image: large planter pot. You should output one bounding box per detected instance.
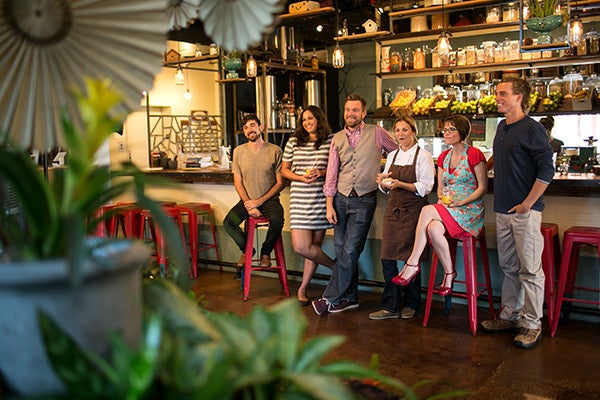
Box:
[0,239,150,396]
[526,14,565,44]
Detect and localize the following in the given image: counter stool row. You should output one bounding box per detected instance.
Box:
[94,202,220,278]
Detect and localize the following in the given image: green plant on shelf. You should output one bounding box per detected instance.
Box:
[527,0,561,18]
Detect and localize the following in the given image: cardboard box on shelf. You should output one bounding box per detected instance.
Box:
[288,1,320,13]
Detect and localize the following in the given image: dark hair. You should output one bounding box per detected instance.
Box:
[241,114,261,128]
[293,105,331,149]
[539,116,554,132]
[345,93,367,111]
[443,115,471,141]
[500,77,531,114]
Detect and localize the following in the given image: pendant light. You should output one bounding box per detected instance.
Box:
[569,15,584,45]
[436,0,451,62]
[175,66,185,85]
[569,0,584,46]
[246,53,257,78]
[332,43,344,68]
[332,0,344,69]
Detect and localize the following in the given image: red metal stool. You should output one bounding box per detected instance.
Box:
[550,226,600,337]
[242,216,289,301]
[176,202,221,278]
[540,222,561,330]
[138,205,186,275]
[423,226,496,336]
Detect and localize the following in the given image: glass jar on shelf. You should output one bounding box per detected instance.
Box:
[403,48,414,70]
[482,41,497,63]
[502,3,519,22]
[466,45,477,65]
[585,29,600,55]
[390,51,401,72]
[413,47,426,70]
[548,76,564,96]
[531,79,548,97]
[486,6,501,23]
[456,48,467,66]
[563,69,583,96]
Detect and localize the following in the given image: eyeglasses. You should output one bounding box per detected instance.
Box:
[441,127,458,134]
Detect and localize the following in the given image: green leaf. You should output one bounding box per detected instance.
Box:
[37,311,109,398]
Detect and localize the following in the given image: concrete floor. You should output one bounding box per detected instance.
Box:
[195,268,600,400]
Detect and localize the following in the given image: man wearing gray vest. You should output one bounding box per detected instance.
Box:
[312,93,397,315]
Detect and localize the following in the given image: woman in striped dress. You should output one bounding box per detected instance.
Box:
[282,105,335,305]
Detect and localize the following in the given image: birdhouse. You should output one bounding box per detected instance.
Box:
[165,49,180,63]
[362,19,378,33]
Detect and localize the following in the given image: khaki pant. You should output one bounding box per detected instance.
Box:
[496,211,545,330]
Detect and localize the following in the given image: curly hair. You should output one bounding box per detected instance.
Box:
[293,105,331,149]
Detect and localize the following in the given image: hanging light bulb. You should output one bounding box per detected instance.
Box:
[246,54,257,78]
[437,30,451,66]
[174,66,184,85]
[332,43,344,69]
[184,89,192,101]
[569,15,584,46]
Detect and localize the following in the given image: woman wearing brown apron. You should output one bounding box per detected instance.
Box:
[369,117,435,320]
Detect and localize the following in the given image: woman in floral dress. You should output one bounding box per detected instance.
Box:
[392,115,488,296]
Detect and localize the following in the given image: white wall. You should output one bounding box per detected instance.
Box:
[109,61,221,169]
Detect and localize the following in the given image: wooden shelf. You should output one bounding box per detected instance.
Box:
[375,55,600,79]
[334,31,392,42]
[163,54,219,66]
[215,78,247,83]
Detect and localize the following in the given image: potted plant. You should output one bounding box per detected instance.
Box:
[224,49,243,79]
[525,0,565,44]
[0,78,188,397]
[37,279,471,399]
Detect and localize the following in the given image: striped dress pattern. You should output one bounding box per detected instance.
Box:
[283,135,333,230]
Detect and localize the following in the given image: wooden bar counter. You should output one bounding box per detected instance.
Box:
[146,168,600,197]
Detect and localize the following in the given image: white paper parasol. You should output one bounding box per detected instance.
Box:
[0,0,168,151]
[167,0,201,31]
[198,0,283,51]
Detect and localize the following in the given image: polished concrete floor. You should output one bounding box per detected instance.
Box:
[194,267,600,400]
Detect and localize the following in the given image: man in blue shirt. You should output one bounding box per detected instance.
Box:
[481,78,554,349]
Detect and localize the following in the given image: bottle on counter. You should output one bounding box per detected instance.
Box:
[311,48,319,70]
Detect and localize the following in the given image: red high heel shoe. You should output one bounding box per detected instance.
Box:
[392,264,420,286]
[438,271,457,296]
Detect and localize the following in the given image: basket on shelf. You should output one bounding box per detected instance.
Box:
[390,90,416,117]
[429,94,455,118]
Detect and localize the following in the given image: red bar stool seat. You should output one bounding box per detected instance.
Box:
[423,226,496,336]
[551,226,600,337]
[540,222,561,330]
[138,205,186,276]
[176,202,221,278]
[242,216,289,301]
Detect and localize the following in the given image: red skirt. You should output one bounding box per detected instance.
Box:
[432,204,468,238]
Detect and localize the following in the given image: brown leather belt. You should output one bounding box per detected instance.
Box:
[348,189,377,198]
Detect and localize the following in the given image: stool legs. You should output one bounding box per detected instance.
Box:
[242,217,289,301]
[540,223,560,331]
[551,226,600,337]
[423,229,495,336]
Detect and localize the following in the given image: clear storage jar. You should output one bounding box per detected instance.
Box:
[482,41,497,63]
[486,7,501,23]
[413,47,426,69]
[502,3,519,22]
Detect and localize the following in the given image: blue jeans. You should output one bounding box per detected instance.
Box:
[223,198,284,256]
[323,192,376,305]
[381,259,421,312]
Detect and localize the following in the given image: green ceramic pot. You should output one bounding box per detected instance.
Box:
[526,14,564,44]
